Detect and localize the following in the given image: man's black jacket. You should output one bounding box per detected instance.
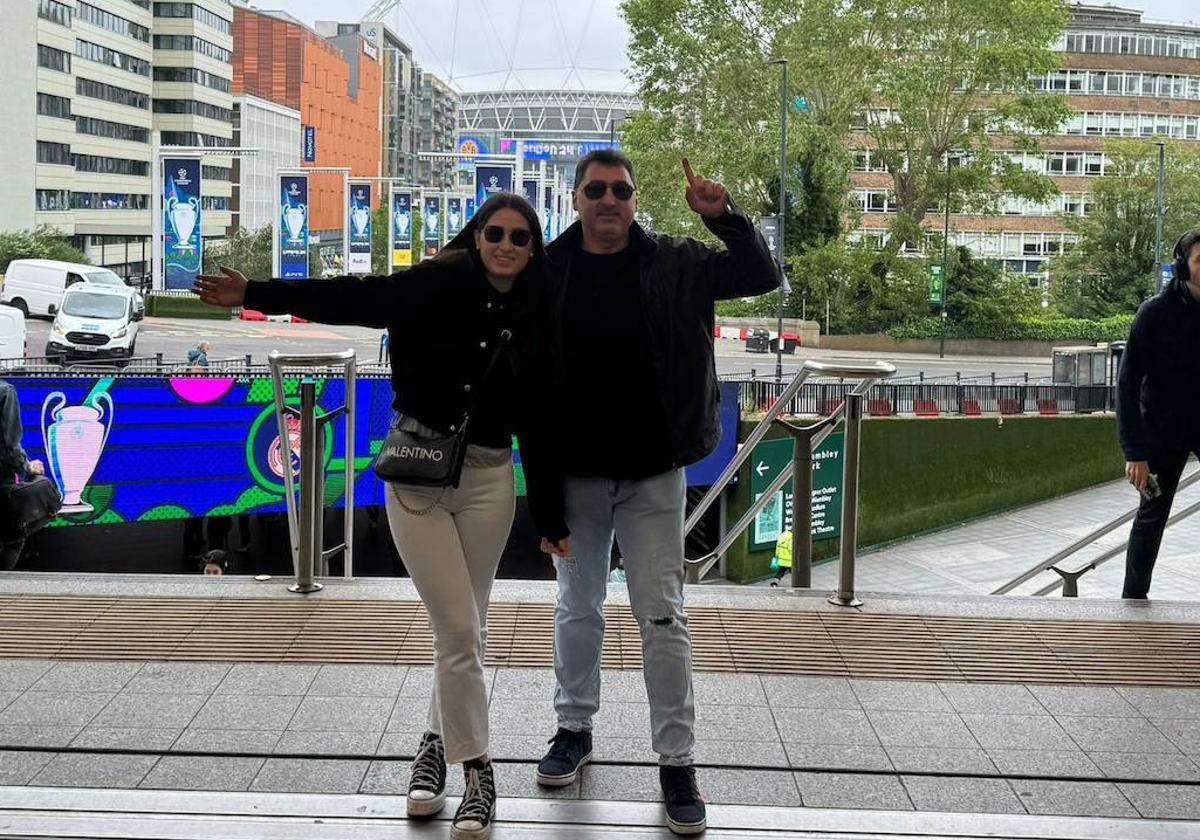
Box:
[1117,275,1200,461]
[545,201,779,468]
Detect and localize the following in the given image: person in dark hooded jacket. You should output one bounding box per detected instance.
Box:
[0,380,45,570]
[1117,227,1200,598]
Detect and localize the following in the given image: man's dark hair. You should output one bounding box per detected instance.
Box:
[574,149,636,190]
[1174,228,1200,284]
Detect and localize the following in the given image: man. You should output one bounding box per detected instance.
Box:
[187,341,210,371]
[535,149,777,834]
[1,380,46,570]
[1118,227,1200,599]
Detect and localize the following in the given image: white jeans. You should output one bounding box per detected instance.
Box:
[384,449,515,764]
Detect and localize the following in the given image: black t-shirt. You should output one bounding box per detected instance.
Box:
[562,246,673,479]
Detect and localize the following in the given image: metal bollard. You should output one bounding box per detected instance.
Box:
[293,379,323,593]
[829,392,865,607]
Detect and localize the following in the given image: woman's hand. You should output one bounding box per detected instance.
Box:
[193,266,249,307]
[1126,461,1150,492]
[540,537,572,557]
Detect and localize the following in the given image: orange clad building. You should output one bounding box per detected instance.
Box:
[233,7,381,232]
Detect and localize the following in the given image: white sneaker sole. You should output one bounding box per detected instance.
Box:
[666,814,708,835]
[535,751,592,787]
[450,804,496,840]
[406,790,445,817]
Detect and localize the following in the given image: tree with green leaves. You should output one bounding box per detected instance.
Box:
[620,0,1072,251]
[1050,138,1200,318]
[202,226,273,282]
[0,226,89,274]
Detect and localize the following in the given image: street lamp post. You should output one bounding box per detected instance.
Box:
[769,58,788,382]
[940,153,951,359]
[1155,140,1166,269]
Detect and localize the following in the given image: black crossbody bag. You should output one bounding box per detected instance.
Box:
[373,330,512,488]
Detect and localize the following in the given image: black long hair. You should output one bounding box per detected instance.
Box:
[441,192,546,280]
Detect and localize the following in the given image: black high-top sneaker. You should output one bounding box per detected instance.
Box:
[451,758,497,840]
[406,731,446,817]
[660,765,707,835]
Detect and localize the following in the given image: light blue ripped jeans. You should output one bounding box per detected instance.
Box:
[552,469,696,766]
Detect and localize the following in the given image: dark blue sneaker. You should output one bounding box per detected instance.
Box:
[660,765,706,835]
[536,727,592,786]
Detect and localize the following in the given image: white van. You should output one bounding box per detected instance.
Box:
[0,304,27,362]
[1,259,143,319]
[45,285,142,363]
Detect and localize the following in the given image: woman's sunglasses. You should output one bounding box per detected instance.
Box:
[581,180,636,201]
[482,225,532,247]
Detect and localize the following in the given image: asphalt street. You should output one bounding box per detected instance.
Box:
[19,315,1055,381]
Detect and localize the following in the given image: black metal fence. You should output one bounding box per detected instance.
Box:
[734,379,1115,417]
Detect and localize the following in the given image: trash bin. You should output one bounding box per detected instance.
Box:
[782,337,798,355]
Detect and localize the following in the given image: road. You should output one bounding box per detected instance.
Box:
[20,316,1054,381]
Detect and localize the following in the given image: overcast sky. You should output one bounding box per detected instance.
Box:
[257,0,1199,93]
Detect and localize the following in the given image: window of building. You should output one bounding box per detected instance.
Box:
[38,0,72,27]
[152,66,231,93]
[152,3,231,34]
[36,189,70,211]
[152,34,231,63]
[76,2,150,42]
[76,77,150,109]
[37,141,72,166]
[159,131,230,147]
[75,115,150,143]
[201,196,229,210]
[72,154,149,177]
[37,92,72,120]
[37,44,71,73]
[152,99,234,122]
[70,192,149,210]
[201,165,232,181]
[76,39,151,76]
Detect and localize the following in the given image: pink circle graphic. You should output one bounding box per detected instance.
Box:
[168,377,235,404]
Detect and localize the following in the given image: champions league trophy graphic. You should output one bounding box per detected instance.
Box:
[425,207,440,239]
[394,205,411,239]
[41,391,115,514]
[166,170,199,251]
[447,204,462,235]
[351,190,370,238]
[283,182,307,243]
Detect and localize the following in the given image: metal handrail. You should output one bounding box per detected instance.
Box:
[992,468,1200,596]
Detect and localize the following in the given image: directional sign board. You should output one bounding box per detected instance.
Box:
[749,433,845,551]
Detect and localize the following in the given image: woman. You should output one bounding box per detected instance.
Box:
[0,380,46,571]
[194,193,569,840]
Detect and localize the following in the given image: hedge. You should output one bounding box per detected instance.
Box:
[723,415,1125,583]
[887,314,1133,342]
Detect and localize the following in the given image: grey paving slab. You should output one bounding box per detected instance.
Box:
[885,747,997,775]
[215,664,319,696]
[589,737,650,763]
[360,759,580,800]
[1150,718,1200,754]
[90,693,206,730]
[1030,685,1140,717]
[287,695,394,732]
[0,725,82,749]
[30,752,159,789]
[376,732,428,758]
[482,735,553,762]
[794,771,913,811]
[961,713,1077,751]
[937,683,1047,716]
[850,680,952,713]
[170,729,282,754]
[693,739,790,768]
[30,661,142,694]
[900,775,1026,815]
[0,692,21,715]
[579,764,661,802]
[692,673,768,706]
[1088,751,1200,782]
[1009,779,1139,817]
[486,697,561,737]
[761,676,861,710]
[783,743,894,772]
[249,757,370,794]
[592,702,652,739]
[1056,716,1180,753]
[385,694,432,734]
[0,691,113,728]
[1118,782,1200,819]
[273,731,382,756]
[1117,687,1200,719]
[699,768,801,806]
[306,665,407,697]
[771,707,880,746]
[0,660,54,692]
[490,668,557,701]
[0,749,54,785]
[866,710,978,750]
[692,704,778,743]
[139,756,265,792]
[120,663,231,695]
[597,670,651,703]
[70,727,182,752]
[986,749,1104,779]
[188,694,301,730]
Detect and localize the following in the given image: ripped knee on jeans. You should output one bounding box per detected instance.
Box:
[651,616,674,626]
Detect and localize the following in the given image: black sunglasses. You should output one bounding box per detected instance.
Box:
[482,225,532,247]
[581,180,636,201]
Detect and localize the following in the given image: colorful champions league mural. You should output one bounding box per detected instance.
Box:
[17,377,738,529]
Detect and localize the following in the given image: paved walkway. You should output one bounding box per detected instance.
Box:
[1,577,1200,836]
[811,466,1200,599]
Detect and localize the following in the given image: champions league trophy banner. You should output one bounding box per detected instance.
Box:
[278,175,310,279]
[475,165,512,208]
[348,182,372,273]
[163,157,202,290]
[391,191,413,268]
[423,195,442,258]
[445,196,464,240]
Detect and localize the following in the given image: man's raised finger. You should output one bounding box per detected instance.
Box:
[682,158,698,187]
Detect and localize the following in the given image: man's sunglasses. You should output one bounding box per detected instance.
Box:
[482,225,532,247]
[581,180,636,201]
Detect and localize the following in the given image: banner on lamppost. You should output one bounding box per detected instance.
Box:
[347,182,372,274]
[390,191,412,268]
[423,194,442,257]
[465,197,477,221]
[521,178,538,203]
[475,165,512,208]
[302,126,316,162]
[542,184,555,240]
[928,264,946,305]
[277,174,309,279]
[163,157,202,291]
[445,196,464,241]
